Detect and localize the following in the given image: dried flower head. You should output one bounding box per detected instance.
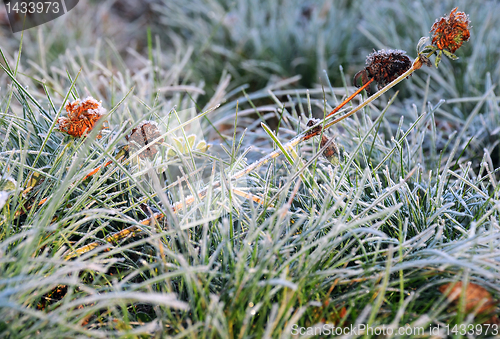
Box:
[431,8,470,53]
[126,121,164,159]
[306,119,322,137]
[320,135,342,165]
[57,97,107,139]
[354,49,412,95]
[304,119,342,165]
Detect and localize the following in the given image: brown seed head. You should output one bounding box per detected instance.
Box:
[320,135,341,165]
[306,119,322,138]
[364,49,412,90]
[126,121,164,159]
[431,7,470,53]
[57,97,107,139]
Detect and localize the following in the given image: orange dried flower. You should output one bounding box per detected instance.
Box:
[57,97,107,139]
[126,121,164,159]
[431,7,470,53]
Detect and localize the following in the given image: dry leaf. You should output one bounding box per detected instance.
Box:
[439,282,496,315]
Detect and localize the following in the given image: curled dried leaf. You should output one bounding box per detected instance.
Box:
[320,135,342,166]
[126,121,164,159]
[439,282,496,315]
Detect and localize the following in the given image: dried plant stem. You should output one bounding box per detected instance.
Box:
[68,57,426,259]
[21,156,122,218]
[323,58,424,131]
[14,197,49,218]
[65,214,163,259]
[67,183,268,259]
[83,160,113,181]
[326,78,374,118]
[171,182,220,212]
[171,57,424,209]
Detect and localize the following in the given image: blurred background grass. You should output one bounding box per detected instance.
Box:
[2,0,499,99]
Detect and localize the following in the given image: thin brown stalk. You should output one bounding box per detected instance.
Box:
[325,78,374,118]
[82,160,113,181]
[65,212,165,259]
[21,156,121,218]
[68,56,428,259]
[170,56,425,211]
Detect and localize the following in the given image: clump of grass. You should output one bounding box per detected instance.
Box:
[1,3,500,339]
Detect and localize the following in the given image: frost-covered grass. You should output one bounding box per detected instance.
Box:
[1,1,500,338]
